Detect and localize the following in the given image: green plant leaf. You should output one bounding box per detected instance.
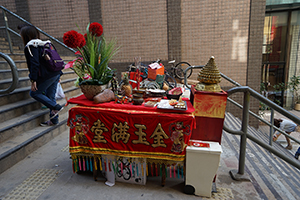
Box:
[69,23,120,87]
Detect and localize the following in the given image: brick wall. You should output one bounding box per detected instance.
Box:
[1,0,266,127]
[101,0,168,63]
[246,0,266,127]
[181,0,250,86]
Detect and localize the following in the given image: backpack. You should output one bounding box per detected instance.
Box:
[42,42,64,71]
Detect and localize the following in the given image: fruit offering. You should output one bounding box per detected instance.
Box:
[169,99,178,106]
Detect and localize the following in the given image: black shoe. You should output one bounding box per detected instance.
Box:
[295,153,299,160]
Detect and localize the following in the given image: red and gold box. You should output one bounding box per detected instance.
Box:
[190,85,227,144]
[148,64,164,80]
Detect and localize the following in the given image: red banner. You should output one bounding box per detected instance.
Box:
[68,97,195,162]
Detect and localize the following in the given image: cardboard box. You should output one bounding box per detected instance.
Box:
[148,63,164,80]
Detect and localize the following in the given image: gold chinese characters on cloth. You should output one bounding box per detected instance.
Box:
[68,105,195,162]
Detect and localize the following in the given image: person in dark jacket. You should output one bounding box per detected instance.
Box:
[18,24,63,126]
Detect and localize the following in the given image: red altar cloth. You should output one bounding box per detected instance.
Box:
[67,94,194,114]
[67,95,196,162]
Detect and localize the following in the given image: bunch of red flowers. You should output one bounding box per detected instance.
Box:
[63,22,118,87]
[63,30,85,48]
[63,22,103,49]
[89,22,103,37]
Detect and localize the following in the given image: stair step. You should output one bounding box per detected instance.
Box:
[0,68,28,80]
[0,84,80,122]
[0,76,30,89]
[0,60,27,70]
[7,54,25,60]
[223,112,300,199]
[0,111,71,175]
[0,98,68,143]
[0,44,20,50]
[0,36,82,176]
[0,98,39,122]
[0,77,79,106]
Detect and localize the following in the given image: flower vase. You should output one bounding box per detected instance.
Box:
[80,84,109,100]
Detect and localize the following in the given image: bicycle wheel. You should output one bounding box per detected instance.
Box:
[164,74,177,89]
[116,160,122,178]
[174,62,192,80]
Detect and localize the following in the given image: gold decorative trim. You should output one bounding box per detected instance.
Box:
[69,146,186,161]
[72,105,194,116]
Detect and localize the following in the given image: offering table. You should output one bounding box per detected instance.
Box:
[67,95,196,186]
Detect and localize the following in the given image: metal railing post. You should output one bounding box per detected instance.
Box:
[269,108,274,145]
[238,91,250,175]
[2,10,13,54]
[229,89,251,181]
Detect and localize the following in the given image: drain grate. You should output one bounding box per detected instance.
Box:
[2,169,63,200]
[203,187,234,200]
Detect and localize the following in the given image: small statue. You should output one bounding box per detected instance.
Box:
[120,73,132,97]
[111,74,119,95]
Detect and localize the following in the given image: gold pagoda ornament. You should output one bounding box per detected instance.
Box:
[195,56,222,92]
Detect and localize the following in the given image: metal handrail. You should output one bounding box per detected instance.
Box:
[183,65,300,180]
[184,65,300,145]
[0,52,18,94]
[0,6,76,95]
[223,86,300,180]
[0,5,76,54]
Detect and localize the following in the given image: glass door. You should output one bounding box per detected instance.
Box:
[262,12,288,106]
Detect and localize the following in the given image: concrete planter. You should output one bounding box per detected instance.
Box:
[295,103,300,111]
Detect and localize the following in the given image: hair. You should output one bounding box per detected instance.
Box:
[274,118,282,128]
[18,24,40,46]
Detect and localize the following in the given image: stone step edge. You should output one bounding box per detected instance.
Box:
[0,112,69,161]
[0,113,70,175]
[0,85,78,115]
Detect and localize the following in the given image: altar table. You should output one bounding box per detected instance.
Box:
[67,95,196,184]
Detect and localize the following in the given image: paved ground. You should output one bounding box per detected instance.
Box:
[0,128,263,200]
[0,109,299,200]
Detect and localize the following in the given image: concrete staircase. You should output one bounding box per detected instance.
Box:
[223,112,300,199]
[0,37,82,174]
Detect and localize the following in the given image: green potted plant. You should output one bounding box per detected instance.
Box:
[288,75,300,110]
[63,22,119,100]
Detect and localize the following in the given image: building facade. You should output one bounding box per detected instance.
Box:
[1,0,266,126]
[263,0,300,109]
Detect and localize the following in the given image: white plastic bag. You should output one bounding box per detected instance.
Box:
[55,82,65,100]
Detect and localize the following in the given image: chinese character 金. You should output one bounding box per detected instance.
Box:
[132,124,150,145]
[150,123,169,148]
[91,119,108,143]
[112,122,130,143]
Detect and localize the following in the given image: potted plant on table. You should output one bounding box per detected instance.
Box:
[63,22,119,100]
[288,75,300,110]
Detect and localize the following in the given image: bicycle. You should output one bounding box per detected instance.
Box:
[119,59,178,90]
[164,68,177,89]
[167,60,192,80]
